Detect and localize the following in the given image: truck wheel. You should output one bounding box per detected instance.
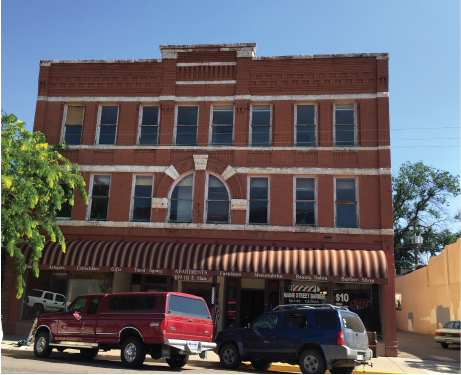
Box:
[166,354,189,368]
[441,343,449,349]
[251,359,272,371]
[80,348,99,360]
[299,349,326,374]
[330,367,354,374]
[34,332,52,358]
[220,343,242,369]
[121,337,146,368]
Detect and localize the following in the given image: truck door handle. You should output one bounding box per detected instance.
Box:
[189,319,193,322]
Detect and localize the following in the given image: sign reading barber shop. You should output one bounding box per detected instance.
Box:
[283,281,326,305]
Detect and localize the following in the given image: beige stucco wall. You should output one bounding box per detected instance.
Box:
[395,238,460,334]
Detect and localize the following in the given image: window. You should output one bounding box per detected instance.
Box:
[175,106,198,146]
[313,311,337,329]
[87,296,101,315]
[169,174,194,223]
[295,178,315,226]
[63,106,84,145]
[248,177,269,225]
[138,106,159,145]
[211,105,234,146]
[282,312,307,330]
[30,290,43,298]
[44,292,53,300]
[340,312,365,333]
[251,105,271,146]
[252,313,278,330]
[109,296,157,311]
[334,104,355,146]
[131,175,153,222]
[97,106,118,145]
[55,294,66,303]
[69,297,88,314]
[56,180,73,219]
[89,175,111,221]
[335,179,357,228]
[206,174,230,223]
[168,295,210,319]
[295,104,316,146]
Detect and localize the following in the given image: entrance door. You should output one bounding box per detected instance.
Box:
[240,290,265,328]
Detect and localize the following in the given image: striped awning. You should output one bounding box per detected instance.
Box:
[24,240,388,284]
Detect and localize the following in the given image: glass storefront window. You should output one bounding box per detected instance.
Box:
[67,272,112,304]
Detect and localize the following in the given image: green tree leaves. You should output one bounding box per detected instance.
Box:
[1,111,88,298]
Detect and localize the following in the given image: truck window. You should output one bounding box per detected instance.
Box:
[87,297,101,314]
[282,312,307,330]
[340,312,365,333]
[109,296,157,310]
[168,295,210,319]
[313,311,337,329]
[70,297,88,314]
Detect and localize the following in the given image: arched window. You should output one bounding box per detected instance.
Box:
[206,174,230,223]
[169,174,194,223]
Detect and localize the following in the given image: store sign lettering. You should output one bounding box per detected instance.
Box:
[350,299,370,309]
[284,292,325,300]
[49,265,65,270]
[175,269,207,275]
[341,276,358,282]
[314,275,327,281]
[111,267,121,272]
[296,275,312,280]
[254,272,282,279]
[149,269,163,274]
[220,271,242,277]
[77,266,99,271]
[361,277,375,283]
[134,268,146,273]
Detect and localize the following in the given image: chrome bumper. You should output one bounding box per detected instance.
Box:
[163,339,216,354]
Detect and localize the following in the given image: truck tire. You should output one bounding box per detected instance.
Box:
[330,367,354,374]
[251,359,272,371]
[80,348,99,360]
[299,349,326,374]
[166,354,189,368]
[120,337,146,368]
[220,343,242,369]
[34,332,52,358]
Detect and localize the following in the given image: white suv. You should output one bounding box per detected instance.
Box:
[26,289,66,316]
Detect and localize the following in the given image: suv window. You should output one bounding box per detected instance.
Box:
[340,312,365,333]
[44,293,53,300]
[55,295,66,303]
[87,297,101,314]
[313,311,337,329]
[109,296,157,311]
[30,290,43,298]
[70,297,88,314]
[168,295,210,319]
[282,312,307,330]
[253,314,278,330]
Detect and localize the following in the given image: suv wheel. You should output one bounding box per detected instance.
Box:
[251,359,272,371]
[120,337,146,368]
[80,348,99,360]
[166,354,189,368]
[220,343,242,369]
[330,367,354,374]
[441,343,449,349]
[33,332,52,358]
[299,349,326,374]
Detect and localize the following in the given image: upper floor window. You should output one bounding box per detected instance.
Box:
[250,105,271,147]
[206,174,230,224]
[63,106,84,145]
[97,106,118,145]
[248,177,269,225]
[169,174,194,223]
[295,178,315,226]
[335,178,358,228]
[334,104,355,147]
[211,105,233,146]
[175,106,198,146]
[56,180,73,219]
[88,175,111,221]
[138,106,159,145]
[295,104,316,147]
[131,175,153,222]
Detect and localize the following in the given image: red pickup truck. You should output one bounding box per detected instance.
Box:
[33,292,216,368]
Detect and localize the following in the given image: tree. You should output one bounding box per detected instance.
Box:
[1,111,88,298]
[393,161,460,273]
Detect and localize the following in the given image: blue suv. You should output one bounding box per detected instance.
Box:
[214,304,372,374]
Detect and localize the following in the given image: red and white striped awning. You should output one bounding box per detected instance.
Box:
[23,240,388,284]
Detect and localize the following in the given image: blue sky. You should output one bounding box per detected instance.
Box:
[2,0,460,223]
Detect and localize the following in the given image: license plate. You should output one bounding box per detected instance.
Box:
[357,355,364,360]
[187,341,199,352]
[446,339,453,344]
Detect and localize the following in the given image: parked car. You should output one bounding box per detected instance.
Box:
[26,289,66,316]
[434,321,460,348]
[33,292,216,368]
[215,304,372,374]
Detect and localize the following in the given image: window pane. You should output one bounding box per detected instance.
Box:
[252,106,270,125]
[168,295,210,319]
[170,200,192,222]
[212,106,234,125]
[249,201,268,224]
[70,297,88,314]
[296,178,315,201]
[92,175,111,197]
[140,126,158,145]
[208,175,228,201]
[250,178,268,200]
[90,197,109,220]
[134,176,153,197]
[335,125,355,146]
[64,126,82,145]
[66,106,84,125]
[335,107,354,125]
[177,106,198,125]
[109,296,157,311]
[132,198,151,221]
[297,105,315,125]
[57,202,72,218]
[207,201,229,223]
[296,126,316,146]
[176,126,197,146]
[296,202,315,225]
[211,126,233,146]
[171,175,193,199]
[141,106,159,125]
[336,203,357,228]
[100,106,118,125]
[336,179,355,201]
[313,311,337,329]
[251,126,270,146]
[87,297,101,315]
[99,126,117,145]
[282,313,307,330]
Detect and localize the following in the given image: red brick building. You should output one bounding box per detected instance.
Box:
[1,43,396,356]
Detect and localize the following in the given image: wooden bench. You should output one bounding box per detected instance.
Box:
[367,331,378,358]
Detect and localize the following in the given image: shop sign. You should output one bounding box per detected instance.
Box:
[349,299,370,309]
[173,269,208,281]
[284,281,327,305]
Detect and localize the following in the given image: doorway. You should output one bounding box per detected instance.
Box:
[240,290,265,328]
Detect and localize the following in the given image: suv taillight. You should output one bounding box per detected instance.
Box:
[435,332,441,336]
[337,331,345,345]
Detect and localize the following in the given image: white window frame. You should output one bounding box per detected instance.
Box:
[204,172,231,224]
[247,175,270,225]
[209,103,235,146]
[167,172,195,223]
[173,104,200,146]
[137,104,160,146]
[95,104,119,145]
[86,174,112,221]
[60,104,85,144]
[130,174,154,222]
[334,177,360,228]
[249,103,272,147]
[294,103,317,147]
[293,176,317,226]
[333,102,357,147]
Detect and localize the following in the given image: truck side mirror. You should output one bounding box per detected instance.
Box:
[65,307,72,314]
[247,323,251,329]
